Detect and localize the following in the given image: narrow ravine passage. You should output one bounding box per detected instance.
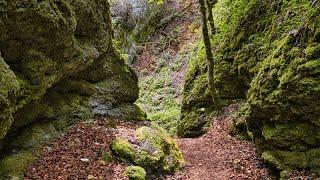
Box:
[130,0,273,179]
[133,0,201,135]
[24,1,274,179]
[1,0,319,179]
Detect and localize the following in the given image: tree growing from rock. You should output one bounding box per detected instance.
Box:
[206,0,216,35]
[198,0,220,109]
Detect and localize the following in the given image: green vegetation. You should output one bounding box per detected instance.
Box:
[178,45,216,137]
[136,28,201,135]
[124,166,147,180]
[0,0,142,177]
[181,0,320,175]
[137,65,181,135]
[0,151,37,178]
[102,151,114,163]
[1,0,319,178]
[111,126,185,174]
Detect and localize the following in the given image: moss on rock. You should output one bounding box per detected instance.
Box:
[111,138,136,162]
[100,103,147,122]
[178,47,214,137]
[181,0,320,175]
[0,118,72,178]
[0,56,19,139]
[0,151,36,178]
[178,109,211,138]
[124,166,146,180]
[111,126,185,174]
[0,0,142,177]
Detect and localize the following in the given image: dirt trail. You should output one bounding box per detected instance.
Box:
[24,109,272,180]
[134,0,273,179]
[23,0,316,179]
[166,105,272,180]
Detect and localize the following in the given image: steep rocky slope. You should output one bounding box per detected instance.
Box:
[110,0,166,64]
[0,0,145,177]
[180,0,320,176]
[134,0,201,135]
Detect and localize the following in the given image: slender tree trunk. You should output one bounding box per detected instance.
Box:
[199,0,220,110]
[206,0,216,36]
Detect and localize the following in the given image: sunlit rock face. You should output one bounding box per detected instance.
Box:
[0,0,145,177]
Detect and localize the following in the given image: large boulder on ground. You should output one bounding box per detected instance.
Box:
[0,0,145,177]
[111,126,185,174]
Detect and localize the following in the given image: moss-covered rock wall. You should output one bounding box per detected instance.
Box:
[180,0,320,175]
[0,0,144,177]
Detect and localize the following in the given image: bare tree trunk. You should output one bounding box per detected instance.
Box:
[199,0,221,110]
[206,0,216,36]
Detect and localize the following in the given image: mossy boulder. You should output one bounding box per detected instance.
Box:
[0,0,140,138]
[178,42,247,137]
[111,126,185,174]
[245,30,320,174]
[0,151,36,178]
[0,56,19,139]
[124,166,146,180]
[240,1,320,174]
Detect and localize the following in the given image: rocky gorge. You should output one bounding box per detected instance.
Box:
[0,0,319,179]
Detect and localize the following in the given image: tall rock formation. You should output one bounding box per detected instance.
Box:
[0,0,145,177]
[180,0,320,175]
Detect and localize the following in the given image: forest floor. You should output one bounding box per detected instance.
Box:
[24,106,274,180]
[24,0,315,179]
[165,104,272,180]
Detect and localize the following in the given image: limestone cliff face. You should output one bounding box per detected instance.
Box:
[180,0,320,175]
[0,1,145,175]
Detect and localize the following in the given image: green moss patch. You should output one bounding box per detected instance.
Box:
[124,166,146,180]
[111,126,185,174]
